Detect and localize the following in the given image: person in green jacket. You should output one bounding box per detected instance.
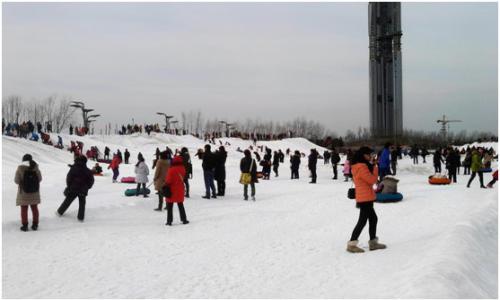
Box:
[467,148,486,188]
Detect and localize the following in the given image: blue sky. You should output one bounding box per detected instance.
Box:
[2,2,498,134]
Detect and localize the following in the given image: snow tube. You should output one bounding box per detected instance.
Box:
[481,168,493,173]
[120,177,136,183]
[256,172,263,179]
[93,173,103,176]
[124,188,151,197]
[428,176,451,185]
[97,159,112,164]
[376,192,403,203]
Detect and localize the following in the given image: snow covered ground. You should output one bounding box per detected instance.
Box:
[2,133,498,298]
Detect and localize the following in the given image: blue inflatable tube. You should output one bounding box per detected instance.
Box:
[376,192,403,203]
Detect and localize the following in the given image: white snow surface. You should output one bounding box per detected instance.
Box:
[2,133,498,298]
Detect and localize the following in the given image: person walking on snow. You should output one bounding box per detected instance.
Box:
[15,154,42,231]
[56,156,94,222]
[433,148,445,174]
[240,150,258,201]
[180,147,192,198]
[153,151,170,211]
[467,148,486,188]
[202,144,217,199]
[104,146,110,160]
[164,156,189,226]
[331,148,340,180]
[134,153,149,197]
[347,147,386,253]
[108,154,122,183]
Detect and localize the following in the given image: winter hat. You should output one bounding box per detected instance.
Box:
[75,155,88,164]
[22,154,32,162]
[358,146,374,155]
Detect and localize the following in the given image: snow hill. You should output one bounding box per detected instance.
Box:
[2,133,498,298]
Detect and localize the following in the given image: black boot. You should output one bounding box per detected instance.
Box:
[202,195,210,199]
[20,224,28,232]
[31,223,38,231]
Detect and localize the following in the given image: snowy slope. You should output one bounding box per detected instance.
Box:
[2,134,497,298]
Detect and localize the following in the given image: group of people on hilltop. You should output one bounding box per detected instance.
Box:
[3,119,54,138]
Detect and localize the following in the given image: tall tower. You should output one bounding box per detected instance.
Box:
[369,2,403,137]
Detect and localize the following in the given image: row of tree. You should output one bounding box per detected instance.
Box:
[3,95,74,133]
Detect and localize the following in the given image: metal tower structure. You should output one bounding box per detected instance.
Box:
[369,2,403,137]
[437,115,462,139]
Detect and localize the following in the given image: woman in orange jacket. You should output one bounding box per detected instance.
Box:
[347,146,387,253]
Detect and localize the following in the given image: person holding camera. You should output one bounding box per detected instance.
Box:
[347,146,386,253]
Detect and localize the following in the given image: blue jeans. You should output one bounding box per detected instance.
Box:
[203,170,216,196]
[112,168,119,181]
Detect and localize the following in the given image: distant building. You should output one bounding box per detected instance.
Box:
[369,2,403,137]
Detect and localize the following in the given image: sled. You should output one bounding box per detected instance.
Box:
[428,176,451,185]
[124,188,151,196]
[97,159,112,164]
[256,171,264,179]
[480,168,493,173]
[93,173,104,176]
[121,177,136,183]
[376,192,403,203]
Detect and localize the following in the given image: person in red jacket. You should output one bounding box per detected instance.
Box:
[107,154,122,183]
[347,146,387,253]
[164,156,189,226]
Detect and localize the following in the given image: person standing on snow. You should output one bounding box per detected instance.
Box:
[14,154,42,232]
[378,142,391,181]
[56,156,94,222]
[124,149,130,164]
[215,146,227,197]
[261,148,272,180]
[134,153,149,197]
[433,148,445,174]
[446,148,459,183]
[180,147,192,198]
[108,154,122,183]
[272,151,280,177]
[153,151,170,211]
[347,147,386,253]
[290,150,301,179]
[164,156,189,226]
[331,148,340,180]
[202,144,217,199]
[104,146,110,160]
[308,149,318,184]
[467,148,486,188]
[390,146,398,176]
[240,149,258,201]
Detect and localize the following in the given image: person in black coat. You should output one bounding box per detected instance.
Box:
[272,151,280,177]
[331,148,340,180]
[180,147,192,198]
[278,150,285,163]
[202,144,217,199]
[240,150,258,201]
[215,146,227,196]
[308,149,318,183]
[433,148,445,173]
[323,150,331,165]
[390,147,398,175]
[124,149,130,164]
[446,148,459,183]
[104,147,110,160]
[56,156,94,221]
[290,150,301,179]
[261,149,272,180]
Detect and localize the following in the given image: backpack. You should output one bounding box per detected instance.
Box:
[22,168,39,193]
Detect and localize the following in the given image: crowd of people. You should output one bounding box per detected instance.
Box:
[10,130,498,253]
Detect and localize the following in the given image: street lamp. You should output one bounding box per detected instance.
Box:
[156,112,174,133]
